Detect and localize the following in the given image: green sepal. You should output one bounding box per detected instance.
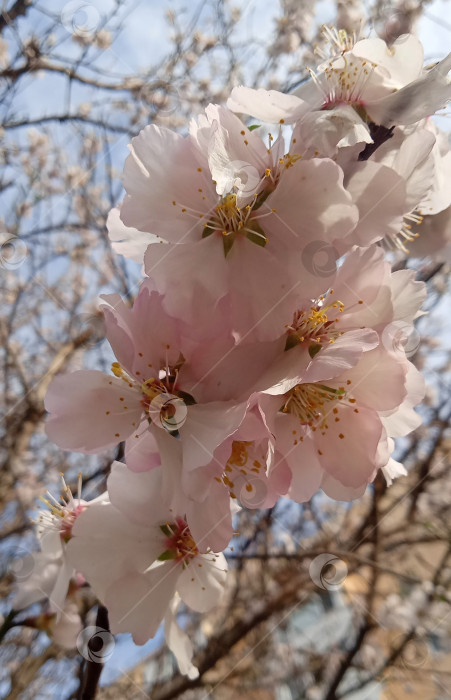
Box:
[245,221,267,248]
[285,334,299,351]
[159,524,173,537]
[223,234,235,257]
[248,124,261,131]
[202,223,215,238]
[308,343,322,359]
[253,188,272,210]
[157,548,177,561]
[176,389,196,405]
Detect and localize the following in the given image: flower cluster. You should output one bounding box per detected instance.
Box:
[13,30,451,675]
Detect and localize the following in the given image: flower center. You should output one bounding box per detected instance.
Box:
[202,193,270,255]
[285,291,345,354]
[111,360,194,435]
[39,473,85,543]
[159,518,199,563]
[281,383,350,428]
[315,26,358,62]
[308,27,377,113]
[219,440,264,499]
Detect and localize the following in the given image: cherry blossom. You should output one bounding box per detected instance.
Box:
[45,283,258,467]
[12,474,105,614]
[116,104,358,338]
[249,247,425,500]
[228,32,451,128]
[34,28,445,675]
[67,462,228,646]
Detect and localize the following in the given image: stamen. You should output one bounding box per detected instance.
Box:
[384,210,423,254]
[286,298,345,350]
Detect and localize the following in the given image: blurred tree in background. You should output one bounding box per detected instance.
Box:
[1,0,451,698]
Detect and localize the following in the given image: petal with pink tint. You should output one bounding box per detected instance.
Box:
[291,107,372,159]
[381,364,424,437]
[275,414,323,502]
[45,371,143,453]
[343,161,406,249]
[107,206,159,264]
[321,473,367,501]
[301,329,379,384]
[366,52,451,126]
[121,125,212,242]
[314,404,382,487]
[185,481,233,553]
[390,270,427,323]
[100,295,135,373]
[182,401,249,471]
[264,159,358,249]
[202,104,270,202]
[225,238,308,341]
[106,461,172,528]
[164,595,199,679]
[106,566,179,644]
[352,35,424,88]
[336,347,407,412]
[178,552,227,613]
[69,503,161,591]
[227,86,314,123]
[124,428,161,473]
[144,236,228,326]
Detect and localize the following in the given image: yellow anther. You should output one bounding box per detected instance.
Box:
[111,362,123,377]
